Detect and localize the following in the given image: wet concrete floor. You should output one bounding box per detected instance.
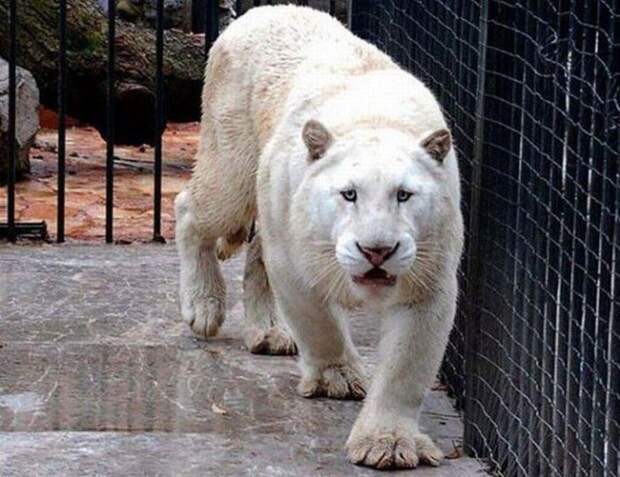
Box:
[0,244,487,476]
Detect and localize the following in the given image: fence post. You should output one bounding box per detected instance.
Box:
[346,0,353,29]
[205,0,219,58]
[463,1,524,463]
[348,0,370,36]
[7,0,17,243]
[57,0,67,243]
[462,0,488,455]
[153,0,165,243]
[105,0,116,244]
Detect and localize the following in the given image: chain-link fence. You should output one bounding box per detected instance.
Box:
[351,1,619,476]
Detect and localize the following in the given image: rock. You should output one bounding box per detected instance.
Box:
[143,0,190,29]
[0,0,206,146]
[0,58,39,185]
[98,0,192,30]
[100,0,236,32]
[235,1,349,22]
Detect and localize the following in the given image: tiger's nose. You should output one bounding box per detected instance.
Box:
[356,242,400,267]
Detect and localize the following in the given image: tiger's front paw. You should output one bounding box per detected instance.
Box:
[181,294,225,339]
[346,429,443,470]
[297,363,367,400]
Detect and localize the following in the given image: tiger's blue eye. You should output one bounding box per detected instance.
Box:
[397,190,413,202]
[341,190,357,202]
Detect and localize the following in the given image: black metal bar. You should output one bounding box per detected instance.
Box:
[347,0,354,30]
[543,3,569,474]
[575,2,599,472]
[562,3,587,472]
[462,0,488,455]
[57,0,67,243]
[0,222,48,241]
[254,0,261,7]
[7,0,17,243]
[551,4,571,473]
[588,4,612,470]
[608,129,620,477]
[604,8,620,475]
[192,0,205,33]
[523,4,546,473]
[205,0,220,59]
[329,0,336,16]
[349,0,370,36]
[511,6,531,468]
[153,0,164,243]
[106,0,116,243]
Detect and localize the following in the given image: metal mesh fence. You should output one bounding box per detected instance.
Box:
[351,1,619,476]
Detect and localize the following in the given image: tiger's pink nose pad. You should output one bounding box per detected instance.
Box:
[356,243,400,267]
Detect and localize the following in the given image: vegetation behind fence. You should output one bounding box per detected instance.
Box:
[351,1,619,475]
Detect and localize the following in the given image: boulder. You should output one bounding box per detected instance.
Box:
[98,0,234,31]
[0,58,39,185]
[0,0,205,146]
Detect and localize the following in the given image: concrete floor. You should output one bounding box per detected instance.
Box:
[0,243,486,476]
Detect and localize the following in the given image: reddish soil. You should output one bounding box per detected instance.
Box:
[0,123,198,242]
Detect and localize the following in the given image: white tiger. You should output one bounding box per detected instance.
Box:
[175,5,463,469]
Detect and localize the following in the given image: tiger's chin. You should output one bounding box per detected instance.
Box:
[348,274,401,305]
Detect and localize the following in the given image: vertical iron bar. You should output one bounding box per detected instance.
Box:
[329,0,336,16]
[589,8,612,469]
[544,3,569,473]
[57,0,67,243]
[605,6,620,475]
[347,0,353,29]
[608,136,619,477]
[106,0,116,243]
[575,2,599,472]
[7,0,17,243]
[520,3,548,473]
[254,0,261,7]
[153,0,164,242]
[552,3,571,472]
[602,5,619,474]
[604,7,620,475]
[463,0,488,455]
[563,2,587,472]
[205,0,219,60]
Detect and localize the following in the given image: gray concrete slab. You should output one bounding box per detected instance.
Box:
[0,243,487,476]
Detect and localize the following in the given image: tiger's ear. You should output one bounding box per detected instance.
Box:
[421,129,452,163]
[303,120,333,161]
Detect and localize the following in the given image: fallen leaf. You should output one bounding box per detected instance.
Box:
[446,445,464,460]
[211,403,229,415]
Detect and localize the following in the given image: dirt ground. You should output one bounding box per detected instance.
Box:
[0,122,197,242]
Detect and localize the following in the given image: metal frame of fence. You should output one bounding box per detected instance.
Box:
[3,1,619,475]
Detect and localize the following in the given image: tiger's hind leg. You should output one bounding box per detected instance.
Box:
[242,234,297,355]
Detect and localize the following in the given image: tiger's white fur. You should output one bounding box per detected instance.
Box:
[175,5,463,469]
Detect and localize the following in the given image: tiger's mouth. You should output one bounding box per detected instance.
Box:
[352,267,397,287]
